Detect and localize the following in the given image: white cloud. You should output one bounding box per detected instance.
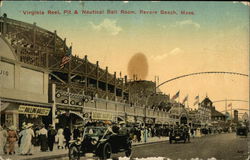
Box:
[233,1,250,6]
[89,19,122,36]
[172,20,200,30]
[153,48,183,61]
[240,1,250,6]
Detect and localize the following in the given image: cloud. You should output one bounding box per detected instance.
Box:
[153,48,183,61]
[89,19,122,36]
[233,1,250,6]
[123,1,129,3]
[172,20,201,30]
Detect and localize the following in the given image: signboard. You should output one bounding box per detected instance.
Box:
[18,105,51,116]
[91,111,113,121]
[127,116,135,123]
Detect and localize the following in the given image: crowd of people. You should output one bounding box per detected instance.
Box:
[0,123,83,156]
[0,121,229,156]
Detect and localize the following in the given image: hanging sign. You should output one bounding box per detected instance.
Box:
[91,111,113,120]
[18,105,51,116]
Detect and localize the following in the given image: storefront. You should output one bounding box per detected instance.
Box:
[1,100,52,130]
[1,38,50,130]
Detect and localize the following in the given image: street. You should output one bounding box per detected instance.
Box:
[55,133,248,160]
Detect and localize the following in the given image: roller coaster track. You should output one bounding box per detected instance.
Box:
[157,71,249,88]
[213,99,249,103]
[220,108,249,113]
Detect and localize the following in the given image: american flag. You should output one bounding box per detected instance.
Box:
[182,95,188,104]
[193,95,199,106]
[60,46,72,69]
[171,91,180,100]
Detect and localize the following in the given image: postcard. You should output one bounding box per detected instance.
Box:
[0,1,249,160]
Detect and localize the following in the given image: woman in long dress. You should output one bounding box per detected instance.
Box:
[0,125,8,155]
[38,125,48,152]
[6,126,18,155]
[19,123,34,155]
[56,127,65,149]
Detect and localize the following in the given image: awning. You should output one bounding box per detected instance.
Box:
[0,102,10,111]
[1,98,52,107]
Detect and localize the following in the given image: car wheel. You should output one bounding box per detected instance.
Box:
[101,143,112,159]
[125,143,132,157]
[69,145,80,160]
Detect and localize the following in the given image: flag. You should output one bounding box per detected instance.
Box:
[228,103,232,107]
[193,95,199,106]
[171,91,180,100]
[60,46,72,69]
[182,95,188,104]
[194,95,199,100]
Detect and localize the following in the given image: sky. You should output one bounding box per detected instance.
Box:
[0,1,249,117]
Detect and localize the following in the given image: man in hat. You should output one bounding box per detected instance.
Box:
[119,121,129,136]
[63,126,71,149]
[47,125,57,151]
[73,126,80,140]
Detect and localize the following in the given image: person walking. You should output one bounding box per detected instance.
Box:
[73,126,80,140]
[38,124,48,152]
[19,123,34,155]
[47,125,57,151]
[191,128,194,138]
[143,127,148,143]
[18,123,27,155]
[0,125,8,155]
[6,126,18,155]
[56,127,65,149]
[63,126,71,149]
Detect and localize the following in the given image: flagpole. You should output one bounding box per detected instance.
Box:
[231,103,233,120]
[225,98,227,115]
[178,90,180,125]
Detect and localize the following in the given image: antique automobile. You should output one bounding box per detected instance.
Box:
[68,126,132,160]
[169,127,188,144]
[236,126,248,137]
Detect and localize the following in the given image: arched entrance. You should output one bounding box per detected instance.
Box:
[180,116,188,124]
[56,111,85,130]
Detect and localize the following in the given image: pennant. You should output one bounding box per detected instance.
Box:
[182,95,188,104]
[171,91,180,100]
[194,95,199,100]
[193,95,199,106]
[193,101,199,106]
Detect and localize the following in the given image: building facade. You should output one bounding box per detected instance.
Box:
[0,14,190,130]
